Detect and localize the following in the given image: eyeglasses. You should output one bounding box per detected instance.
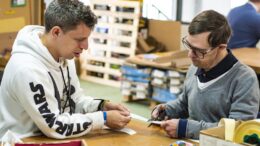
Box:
[182,36,216,59]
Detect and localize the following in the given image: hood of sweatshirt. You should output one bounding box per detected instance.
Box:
[12,25,65,70]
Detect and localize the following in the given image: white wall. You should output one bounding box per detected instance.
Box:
[181,0,196,22]
[201,0,230,16]
[142,0,176,20]
[44,0,52,8]
[181,0,247,22]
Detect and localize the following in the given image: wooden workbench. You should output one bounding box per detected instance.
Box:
[232,48,260,74]
[21,119,198,146]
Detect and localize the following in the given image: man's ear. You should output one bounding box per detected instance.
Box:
[218,44,227,50]
[50,26,62,38]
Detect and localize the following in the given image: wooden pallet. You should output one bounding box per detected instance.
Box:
[123,95,159,109]
[80,0,140,87]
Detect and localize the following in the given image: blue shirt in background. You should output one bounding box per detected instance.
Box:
[227,3,260,49]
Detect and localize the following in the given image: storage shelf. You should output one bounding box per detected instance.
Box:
[93,10,139,20]
[96,22,138,31]
[91,32,137,43]
[83,64,121,76]
[85,55,125,65]
[81,72,121,87]
[80,0,140,87]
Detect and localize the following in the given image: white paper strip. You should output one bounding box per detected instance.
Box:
[103,126,136,135]
[118,127,136,135]
[150,121,162,125]
[130,113,149,122]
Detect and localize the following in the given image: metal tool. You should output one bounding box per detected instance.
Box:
[147,109,167,127]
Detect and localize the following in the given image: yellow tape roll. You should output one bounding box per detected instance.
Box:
[234,120,260,143]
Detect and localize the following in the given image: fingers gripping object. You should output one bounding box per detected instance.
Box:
[148,108,167,127]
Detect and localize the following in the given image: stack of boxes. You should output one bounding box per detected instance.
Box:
[151,69,186,103]
[121,50,190,105]
[168,70,186,95]
[120,64,186,104]
[120,64,152,101]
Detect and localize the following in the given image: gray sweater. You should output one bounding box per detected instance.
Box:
[166,61,260,139]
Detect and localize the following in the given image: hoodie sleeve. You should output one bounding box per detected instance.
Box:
[11,65,104,139]
[67,60,103,113]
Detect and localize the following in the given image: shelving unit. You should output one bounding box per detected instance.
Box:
[80,0,140,87]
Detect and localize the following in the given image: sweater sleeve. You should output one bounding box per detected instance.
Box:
[12,66,104,139]
[184,120,218,139]
[165,90,189,119]
[165,65,195,119]
[228,66,260,120]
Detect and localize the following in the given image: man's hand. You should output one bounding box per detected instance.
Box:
[151,104,168,120]
[103,102,130,116]
[161,119,180,138]
[106,110,131,129]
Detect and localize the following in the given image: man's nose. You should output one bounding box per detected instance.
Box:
[79,41,88,50]
[187,49,196,58]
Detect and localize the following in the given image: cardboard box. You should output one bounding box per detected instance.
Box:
[200,126,250,146]
[14,140,87,146]
[149,20,181,51]
[137,35,154,53]
[126,50,191,71]
[200,119,260,146]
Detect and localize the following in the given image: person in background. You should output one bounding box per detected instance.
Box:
[227,0,260,49]
[227,0,260,89]
[151,10,260,139]
[0,0,131,139]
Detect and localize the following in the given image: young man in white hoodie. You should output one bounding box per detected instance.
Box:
[0,0,131,139]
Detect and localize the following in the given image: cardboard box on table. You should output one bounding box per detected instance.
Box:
[200,126,245,146]
[200,119,259,146]
[137,20,181,53]
[149,20,181,51]
[126,50,191,72]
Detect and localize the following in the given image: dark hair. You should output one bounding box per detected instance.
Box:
[188,10,231,47]
[45,0,97,33]
[249,0,260,3]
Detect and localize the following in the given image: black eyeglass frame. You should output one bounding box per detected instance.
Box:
[182,36,217,59]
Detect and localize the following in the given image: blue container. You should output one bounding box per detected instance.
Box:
[121,65,150,78]
[152,87,177,103]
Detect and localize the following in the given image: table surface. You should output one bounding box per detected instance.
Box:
[232,48,260,74]
[21,119,198,146]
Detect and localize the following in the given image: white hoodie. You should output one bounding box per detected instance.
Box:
[0,25,104,139]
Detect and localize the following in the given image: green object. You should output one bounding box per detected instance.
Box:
[243,133,260,145]
[11,0,26,7]
[110,64,121,69]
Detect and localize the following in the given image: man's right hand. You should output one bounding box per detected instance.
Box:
[105,110,131,129]
[151,104,167,121]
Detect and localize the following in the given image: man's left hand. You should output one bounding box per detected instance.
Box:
[103,102,130,116]
[161,119,180,138]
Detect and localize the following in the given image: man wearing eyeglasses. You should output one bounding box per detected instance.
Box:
[151,10,260,139]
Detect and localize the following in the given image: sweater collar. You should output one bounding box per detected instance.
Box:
[195,49,238,83]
